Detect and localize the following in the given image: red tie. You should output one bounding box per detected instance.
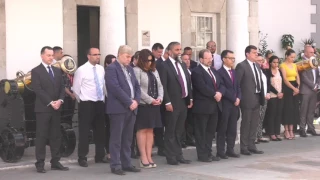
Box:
[228,69,234,84]
[208,68,217,90]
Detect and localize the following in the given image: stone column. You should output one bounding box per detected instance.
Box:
[100,0,126,62]
[248,0,259,47]
[0,0,6,79]
[226,0,249,64]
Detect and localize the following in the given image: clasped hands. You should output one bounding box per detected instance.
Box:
[130,100,138,111]
[51,100,62,110]
[214,92,222,102]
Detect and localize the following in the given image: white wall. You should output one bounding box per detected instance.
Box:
[5,0,63,79]
[259,0,316,58]
[137,0,181,50]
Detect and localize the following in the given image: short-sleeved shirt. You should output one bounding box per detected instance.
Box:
[280,63,297,81]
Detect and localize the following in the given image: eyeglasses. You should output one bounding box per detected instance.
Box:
[90,54,101,56]
[225,57,235,61]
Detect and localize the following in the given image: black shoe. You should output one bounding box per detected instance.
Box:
[248,149,264,154]
[216,153,228,159]
[307,129,320,136]
[181,142,187,148]
[177,158,191,164]
[36,165,46,173]
[167,159,179,165]
[122,166,141,172]
[95,157,109,163]
[240,150,252,155]
[78,159,88,167]
[211,155,221,161]
[226,151,240,158]
[157,149,166,156]
[111,168,126,175]
[198,158,212,162]
[300,130,307,137]
[51,162,69,171]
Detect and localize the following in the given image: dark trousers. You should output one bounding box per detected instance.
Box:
[194,112,218,159]
[265,98,283,135]
[35,111,61,165]
[183,108,194,143]
[300,93,317,131]
[105,114,110,154]
[61,96,76,125]
[240,95,260,151]
[164,104,187,161]
[154,105,165,151]
[109,111,136,170]
[78,101,105,161]
[217,105,238,154]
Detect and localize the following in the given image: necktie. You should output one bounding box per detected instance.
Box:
[208,68,217,90]
[253,63,261,92]
[228,69,234,84]
[175,61,186,98]
[47,66,54,80]
[93,66,103,100]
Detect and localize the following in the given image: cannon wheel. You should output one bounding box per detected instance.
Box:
[0,127,25,163]
[60,123,76,157]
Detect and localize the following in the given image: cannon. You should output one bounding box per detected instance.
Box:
[0,55,78,163]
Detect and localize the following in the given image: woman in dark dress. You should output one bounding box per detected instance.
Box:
[133,49,163,168]
[104,54,116,161]
[279,49,300,140]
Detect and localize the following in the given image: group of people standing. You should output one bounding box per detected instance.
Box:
[31,40,319,175]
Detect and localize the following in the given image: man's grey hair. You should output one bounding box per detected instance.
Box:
[118,45,134,56]
[167,42,180,51]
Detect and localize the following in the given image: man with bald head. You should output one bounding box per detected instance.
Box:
[206,41,222,70]
[105,45,141,175]
[299,45,320,137]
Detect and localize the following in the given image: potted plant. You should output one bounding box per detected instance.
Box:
[302,38,315,46]
[281,34,294,50]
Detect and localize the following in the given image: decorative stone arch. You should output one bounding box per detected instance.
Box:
[0,0,6,79]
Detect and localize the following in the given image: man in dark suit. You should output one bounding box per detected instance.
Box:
[105,45,141,175]
[236,45,265,155]
[299,45,320,137]
[183,47,198,70]
[31,46,69,173]
[217,50,241,159]
[191,49,225,162]
[158,41,193,165]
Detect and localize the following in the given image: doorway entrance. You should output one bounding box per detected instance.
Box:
[77,6,100,67]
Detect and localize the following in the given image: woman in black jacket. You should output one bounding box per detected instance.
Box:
[264,56,284,141]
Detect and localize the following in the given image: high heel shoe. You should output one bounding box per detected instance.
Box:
[140,161,152,168]
[149,162,157,168]
[269,135,278,141]
[290,130,295,139]
[276,135,282,141]
[284,130,292,140]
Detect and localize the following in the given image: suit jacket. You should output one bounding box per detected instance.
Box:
[31,63,65,112]
[133,67,164,104]
[218,67,241,106]
[190,60,198,70]
[158,58,193,111]
[105,61,141,114]
[191,65,225,114]
[235,60,265,109]
[300,68,320,94]
[155,57,164,69]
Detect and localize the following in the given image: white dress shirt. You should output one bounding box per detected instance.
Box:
[200,63,217,82]
[261,72,267,97]
[72,61,105,102]
[223,65,232,79]
[212,53,222,70]
[169,57,189,97]
[42,62,54,77]
[246,59,261,93]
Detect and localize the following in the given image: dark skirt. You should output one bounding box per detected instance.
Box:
[135,104,162,131]
[282,81,300,125]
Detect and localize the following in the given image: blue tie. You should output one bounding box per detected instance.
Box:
[93,66,103,100]
[47,66,54,80]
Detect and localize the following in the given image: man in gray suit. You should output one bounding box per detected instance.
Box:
[299,45,320,137]
[236,45,265,155]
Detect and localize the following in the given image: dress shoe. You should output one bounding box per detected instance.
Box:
[240,150,252,156]
[111,168,126,175]
[122,166,141,172]
[248,149,264,154]
[51,162,69,171]
[177,158,191,164]
[216,153,228,159]
[300,130,307,137]
[140,161,152,168]
[198,158,212,162]
[167,159,179,165]
[307,129,320,136]
[226,151,240,158]
[181,142,187,148]
[36,166,46,173]
[150,163,157,168]
[78,159,88,167]
[211,156,221,161]
[95,157,109,163]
